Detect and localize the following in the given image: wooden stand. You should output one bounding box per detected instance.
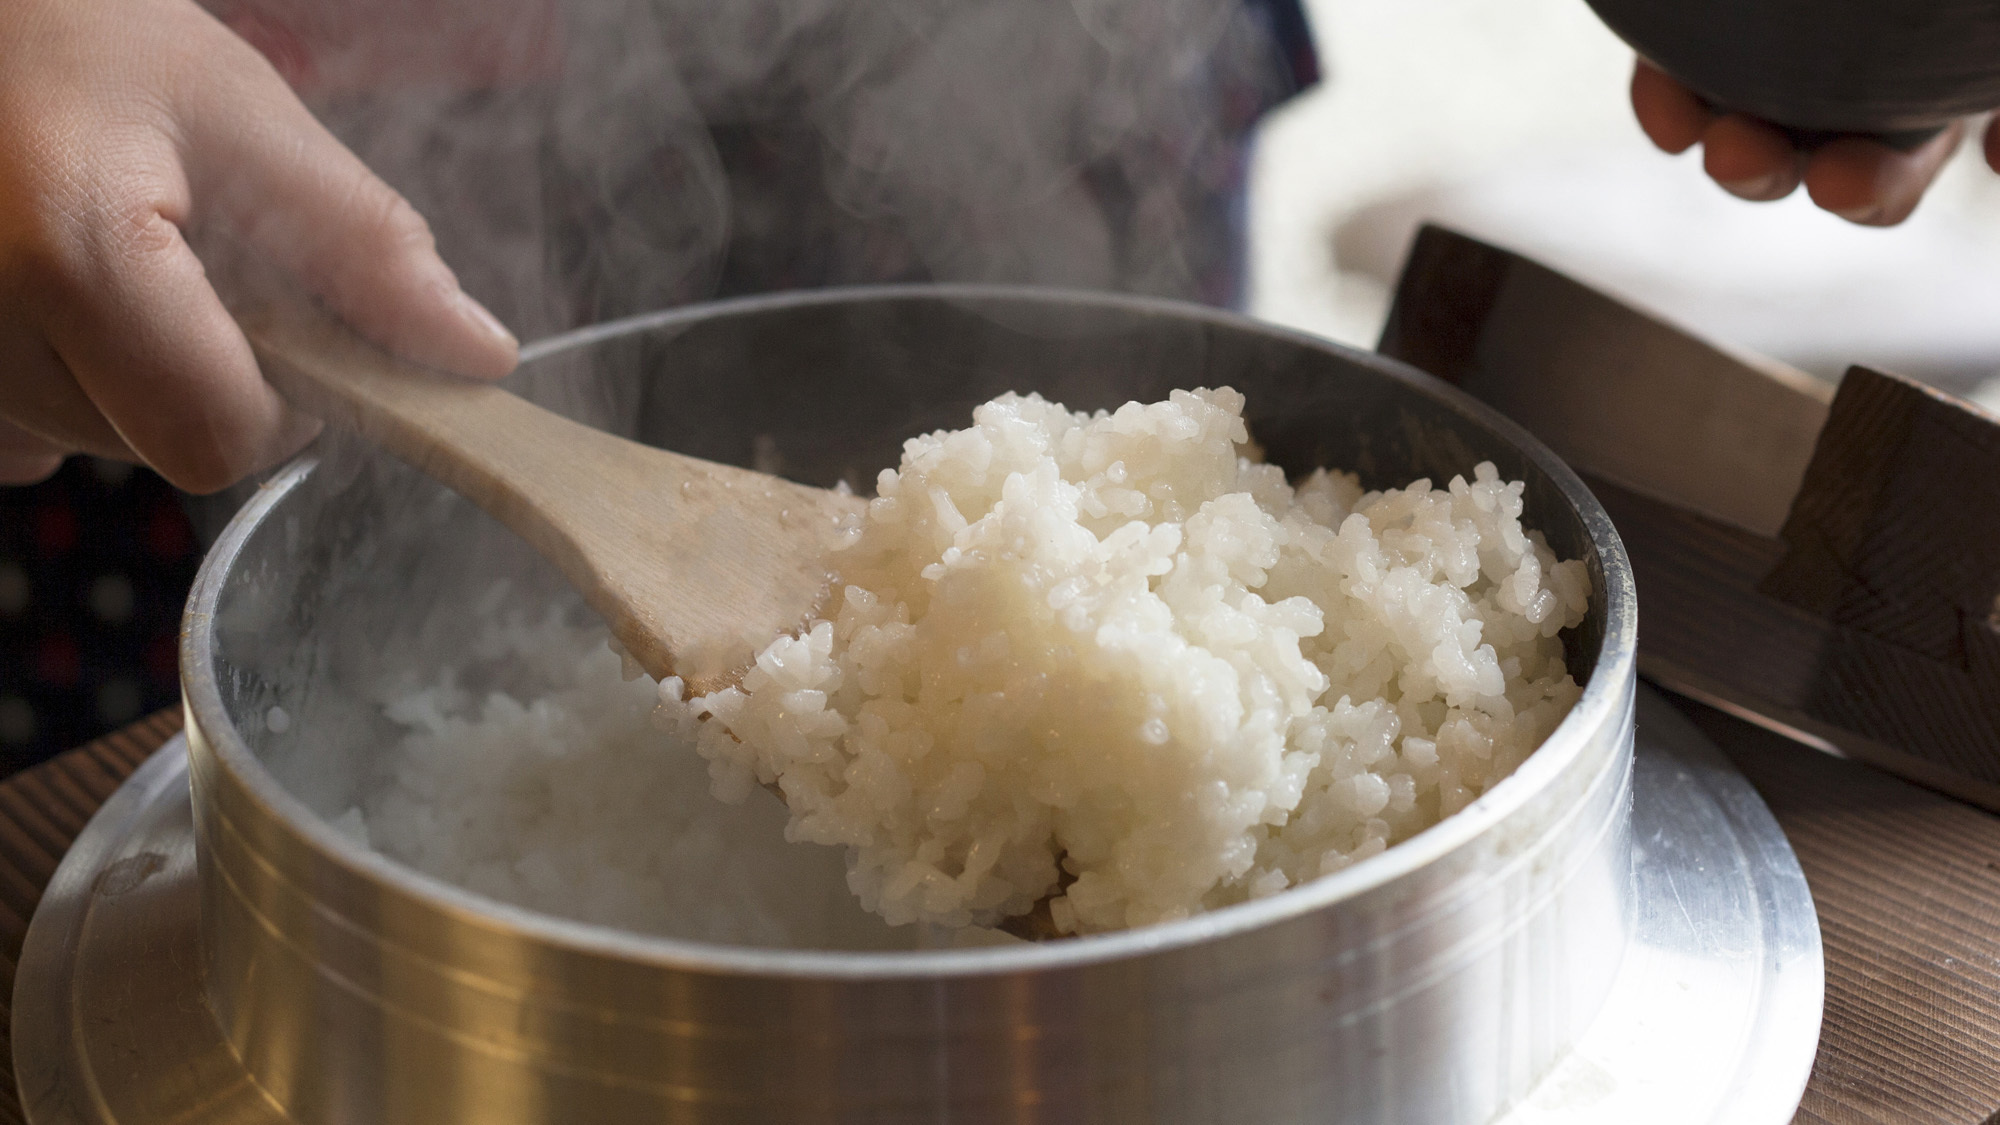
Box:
[1383,224,2000,814]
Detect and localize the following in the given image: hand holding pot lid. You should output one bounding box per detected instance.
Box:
[1593,0,2000,225]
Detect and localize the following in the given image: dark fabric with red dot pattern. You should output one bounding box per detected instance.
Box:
[0,461,199,776]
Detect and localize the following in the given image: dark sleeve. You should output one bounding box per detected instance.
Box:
[1243,0,1321,98]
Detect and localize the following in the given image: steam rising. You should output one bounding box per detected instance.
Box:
[275,0,1291,347]
[191,0,1303,819]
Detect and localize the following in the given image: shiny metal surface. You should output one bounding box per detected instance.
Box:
[169,287,1638,1125]
[12,734,290,1125]
[14,696,1822,1125]
[1500,687,1823,1124]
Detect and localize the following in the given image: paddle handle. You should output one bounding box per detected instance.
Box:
[241,301,864,693]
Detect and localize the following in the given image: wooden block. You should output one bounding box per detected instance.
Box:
[1758,367,2000,795]
[1763,366,2000,669]
[1381,223,1830,539]
[1376,224,1513,388]
[1591,475,2000,810]
[1380,224,2000,812]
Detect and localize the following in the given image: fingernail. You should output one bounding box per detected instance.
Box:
[1720,171,1787,199]
[453,289,518,350]
[1834,203,1887,225]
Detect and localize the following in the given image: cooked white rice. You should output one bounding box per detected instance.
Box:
[326,609,911,949]
[675,387,1590,936]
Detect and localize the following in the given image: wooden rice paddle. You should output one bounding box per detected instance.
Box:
[243,301,1068,942]
[241,300,865,696]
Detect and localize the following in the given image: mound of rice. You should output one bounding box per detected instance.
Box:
[674,387,1590,936]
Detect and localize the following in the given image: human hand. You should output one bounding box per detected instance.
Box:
[0,0,519,491]
[1629,59,1999,227]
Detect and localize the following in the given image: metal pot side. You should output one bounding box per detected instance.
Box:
[181,286,1639,1125]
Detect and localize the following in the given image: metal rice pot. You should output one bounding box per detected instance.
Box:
[181,286,1639,1125]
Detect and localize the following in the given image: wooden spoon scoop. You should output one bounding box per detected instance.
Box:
[242,301,864,696]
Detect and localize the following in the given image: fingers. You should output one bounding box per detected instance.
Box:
[1630,60,1711,154]
[181,56,518,381]
[0,313,137,459]
[1630,56,1970,226]
[1701,115,1805,201]
[1803,121,1964,227]
[1986,115,2000,176]
[0,418,64,485]
[32,188,324,492]
[1632,60,1804,202]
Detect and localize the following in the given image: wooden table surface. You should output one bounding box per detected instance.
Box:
[2,700,1998,1125]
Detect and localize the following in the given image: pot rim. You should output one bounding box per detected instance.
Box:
[182,281,1637,981]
